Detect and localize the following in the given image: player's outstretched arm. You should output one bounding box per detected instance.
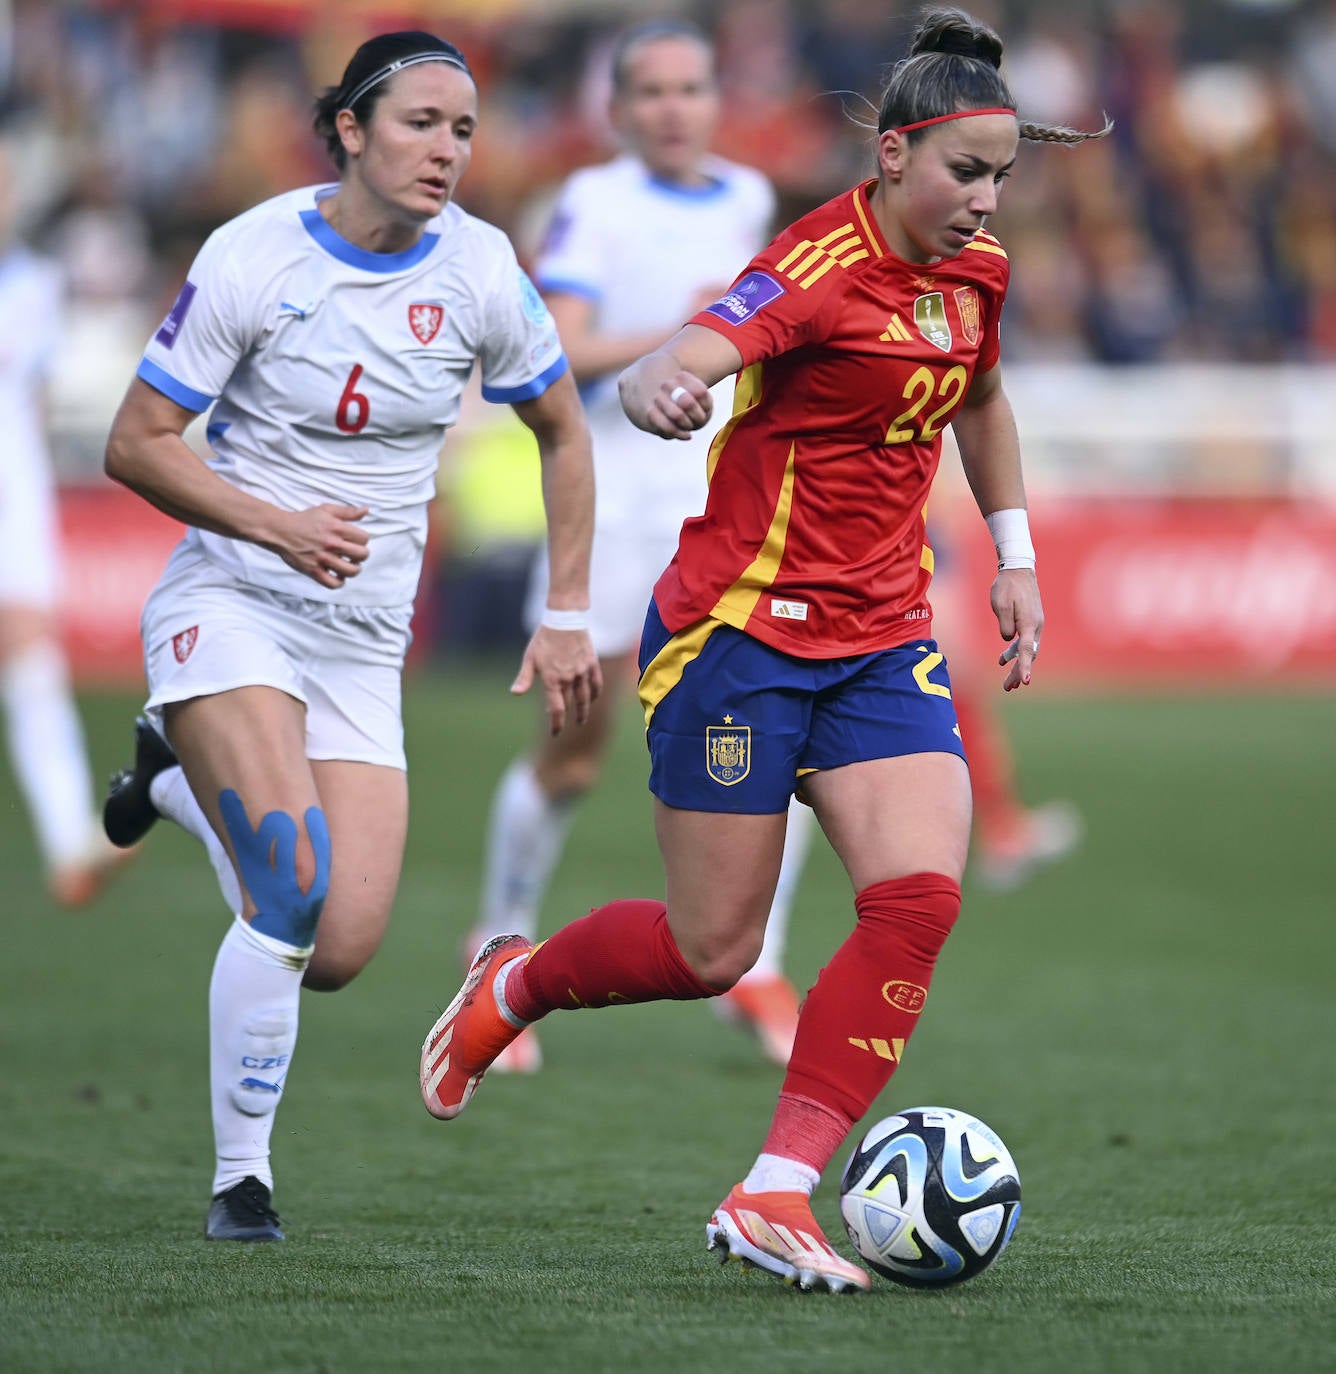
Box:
[104,377,369,590]
[510,370,601,734]
[951,365,1043,690]
[618,323,742,441]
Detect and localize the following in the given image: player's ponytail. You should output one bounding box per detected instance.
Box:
[875,7,1111,146]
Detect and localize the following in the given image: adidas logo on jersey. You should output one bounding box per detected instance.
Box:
[880,314,912,344]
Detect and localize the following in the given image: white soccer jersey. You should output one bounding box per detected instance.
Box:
[535,154,774,535]
[0,247,63,604]
[138,185,566,606]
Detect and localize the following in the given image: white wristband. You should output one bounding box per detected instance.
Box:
[985,508,1036,571]
[540,606,589,632]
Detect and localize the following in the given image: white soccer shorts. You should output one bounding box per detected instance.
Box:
[0,450,60,608]
[141,542,412,769]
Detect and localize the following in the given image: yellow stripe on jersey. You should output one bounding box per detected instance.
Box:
[639,615,724,729]
[775,223,870,289]
[799,255,840,289]
[785,246,826,280]
[776,240,818,273]
[851,191,884,257]
[709,443,797,630]
[817,224,855,248]
[964,238,1008,259]
[706,362,762,485]
[826,233,863,258]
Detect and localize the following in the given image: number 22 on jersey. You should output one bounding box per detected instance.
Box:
[884,364,968,445]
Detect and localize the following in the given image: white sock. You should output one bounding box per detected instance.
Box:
[493,955,532,1029]
[151,765,243,916]
[748,797,816,980]
[742,1152,821,1197]
[1,641,97,868]
[209,917,309,1195]
[475,758,575,943]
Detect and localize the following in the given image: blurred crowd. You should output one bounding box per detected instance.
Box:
[3,0,1335,479]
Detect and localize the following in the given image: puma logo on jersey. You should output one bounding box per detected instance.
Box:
[278,300,316,320]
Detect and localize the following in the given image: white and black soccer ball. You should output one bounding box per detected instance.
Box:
[839,1106,1021,1287]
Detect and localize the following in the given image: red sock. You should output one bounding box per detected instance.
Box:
[952,688,1022,838]
[761,1093,854,1175]
[506,899,716,1022]
[777,873,961,1160]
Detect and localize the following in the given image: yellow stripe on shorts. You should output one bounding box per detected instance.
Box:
[638,617,725,730]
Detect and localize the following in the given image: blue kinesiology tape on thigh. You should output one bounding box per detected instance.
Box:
[218,789,331,948]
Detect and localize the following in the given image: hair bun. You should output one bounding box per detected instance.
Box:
[911,9,1004,70]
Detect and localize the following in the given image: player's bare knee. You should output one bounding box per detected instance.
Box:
[219,789,331,949]
[302,954,366,992]
[678,930,764,992]
[535,753,602,800]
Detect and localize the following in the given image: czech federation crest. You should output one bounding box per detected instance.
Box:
[172,626,198,664]
[409,303,444,345]
[707,721,751,786]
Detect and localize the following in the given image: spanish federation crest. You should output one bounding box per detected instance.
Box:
[954,286,980,346]
[706,722,751,786]
[409,302,444,345]
[913,292,953,352]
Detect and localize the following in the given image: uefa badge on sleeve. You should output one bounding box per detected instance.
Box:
[706,719,750,786]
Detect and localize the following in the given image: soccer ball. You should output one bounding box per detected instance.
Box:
[839,1106,1021,1287]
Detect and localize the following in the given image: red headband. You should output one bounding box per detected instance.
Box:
[894,107,1016,134]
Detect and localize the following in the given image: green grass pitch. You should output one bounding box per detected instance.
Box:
[1,671,1332,1373]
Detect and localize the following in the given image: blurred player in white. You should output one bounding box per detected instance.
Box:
[100,32,599,1242]
[0,135,132,908]
[470,19,813,1070]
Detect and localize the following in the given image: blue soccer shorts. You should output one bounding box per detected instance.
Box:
[637,599,966,815]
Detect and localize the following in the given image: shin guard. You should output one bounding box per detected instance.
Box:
[780,873,961,1129]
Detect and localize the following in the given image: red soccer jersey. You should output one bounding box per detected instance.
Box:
[652,179,1010,658]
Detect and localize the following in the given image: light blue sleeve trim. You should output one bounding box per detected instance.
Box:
[535,276,601,302]
[482,353,570,405]
[136,357,215,412]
